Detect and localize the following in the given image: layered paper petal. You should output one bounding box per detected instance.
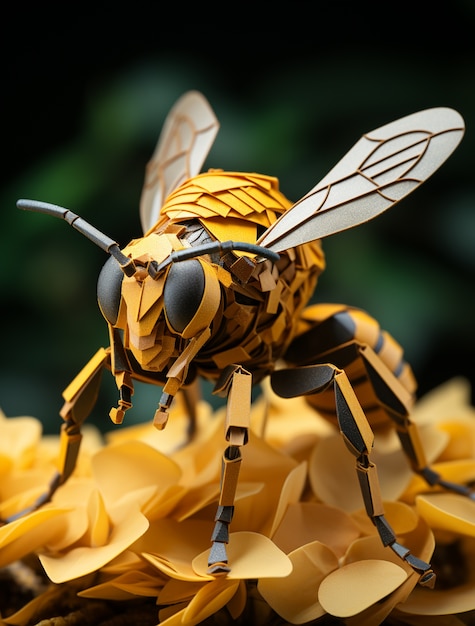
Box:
[192,532,293,579]
[318,559,408,617]
[258,540,338,623]
[1,377,475,624]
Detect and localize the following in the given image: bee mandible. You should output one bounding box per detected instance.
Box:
[12,91,473,587]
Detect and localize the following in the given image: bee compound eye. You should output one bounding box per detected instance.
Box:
[164,259,220,338]
[97,256,124,325]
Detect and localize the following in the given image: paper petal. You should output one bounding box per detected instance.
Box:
[309,432,414,512]
[0,415,42,468]
[158,579,206,605]
[141,518,213,581]
[100,550,145,573]
[437,421,475,461]
[398,537,475,615]
[39,507,149,583]
[416,493,475,536]
[272,502,360,557]
[318,559,407,617]
[403,460,475,502]
[79,569,164,600]
[1,584,67,626]
[258,540,338,623]
[400,586,475,617]
[192,531,292,579]
[83,489,110,547]
[344,519,435,573]
[183,578,240,624]
[237,436,299,534]
[91,440,181,507]
[351,500,419,537]
[0,508,70,567]
[268,462,308,537]
[226,579,247,620]
[411,377,473,425]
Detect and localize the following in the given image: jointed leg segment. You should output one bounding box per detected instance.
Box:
[271,362,436,586]
[208,365,252,574]
[4,346,132,522]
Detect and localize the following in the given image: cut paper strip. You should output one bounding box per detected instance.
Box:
[318,559,407,617]
[258,540,338,624]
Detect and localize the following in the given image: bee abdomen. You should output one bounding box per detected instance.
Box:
[283,303,416,428]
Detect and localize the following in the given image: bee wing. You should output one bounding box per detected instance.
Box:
[139,91,220,233]
[257,107,464,253]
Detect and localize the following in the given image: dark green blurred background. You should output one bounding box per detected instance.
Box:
[2,6,475,433]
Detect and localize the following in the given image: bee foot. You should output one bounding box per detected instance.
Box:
[207,541,230,576]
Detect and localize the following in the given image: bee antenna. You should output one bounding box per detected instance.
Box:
[17,199,136,276]
[148,240,280,278]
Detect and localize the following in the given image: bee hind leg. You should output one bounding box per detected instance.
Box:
[397,418,475,501]
[271,363,436,587]
[358,345,475,501]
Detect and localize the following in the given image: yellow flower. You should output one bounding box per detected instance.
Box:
[1,379,474,625]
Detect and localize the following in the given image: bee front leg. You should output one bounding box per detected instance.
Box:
[5,348,110,522]
[208,365,252,575]
[271,364,436,588]
[107,326,134,425]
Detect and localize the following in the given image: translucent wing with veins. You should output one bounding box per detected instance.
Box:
[257,107,465,253]
[139,91,220,233]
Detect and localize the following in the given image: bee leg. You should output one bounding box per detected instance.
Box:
[207,365,252,575]
[271,364,436,587]
[5,348,110,522]
[108,326,134,425]
[356,345,475,501]
[181,379,201,440]
[396,416,475,501]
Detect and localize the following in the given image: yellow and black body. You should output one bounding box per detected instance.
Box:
[12,91,473,585]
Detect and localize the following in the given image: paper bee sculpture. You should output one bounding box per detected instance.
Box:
[12,91,472,587]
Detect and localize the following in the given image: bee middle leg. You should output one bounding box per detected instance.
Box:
[271,362,436,587]
[207,364,252,575]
